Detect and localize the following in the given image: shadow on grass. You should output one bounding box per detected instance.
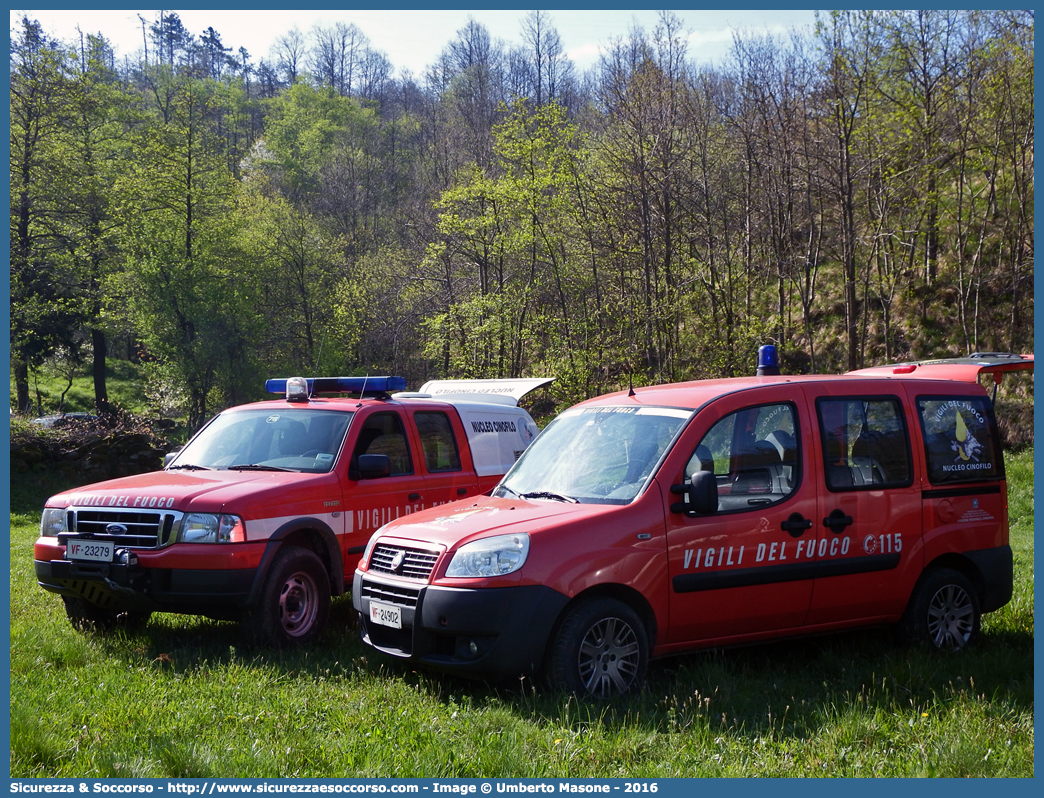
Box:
[10,470,94,516]
[79,597,1033,745]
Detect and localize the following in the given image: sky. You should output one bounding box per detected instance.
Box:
[12,9,821,77]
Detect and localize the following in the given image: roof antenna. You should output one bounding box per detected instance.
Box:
[357,374,368,407]
[628,374,636,398]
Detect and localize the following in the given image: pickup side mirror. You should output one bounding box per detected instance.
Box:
[670,469,718,516]
[355,453,391,480]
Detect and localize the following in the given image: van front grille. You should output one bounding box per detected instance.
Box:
[369,544,439,580]
[360,579,422,608]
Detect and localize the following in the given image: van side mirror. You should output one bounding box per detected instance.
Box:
[670,470,718,516]
[355,453,391,480]
[164,450,181,468]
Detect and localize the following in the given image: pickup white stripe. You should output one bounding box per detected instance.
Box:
[245,511,347,541]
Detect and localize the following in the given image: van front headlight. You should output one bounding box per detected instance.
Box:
[445,533,530,578]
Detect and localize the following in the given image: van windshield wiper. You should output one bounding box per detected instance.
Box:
[520,491,579,504]
[226,464,292,472]
[167,463,211,471]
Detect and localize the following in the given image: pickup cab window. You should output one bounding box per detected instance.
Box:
[415,411,462,472]
[351,412,414,476]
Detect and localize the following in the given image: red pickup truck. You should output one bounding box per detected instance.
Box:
[353,352,1030,697]
[34,375,550,646]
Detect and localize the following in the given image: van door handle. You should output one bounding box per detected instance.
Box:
[781,513,812,538]
[823,509,853,533]
[408,493,420,501]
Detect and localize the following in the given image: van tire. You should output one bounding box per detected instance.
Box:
[547,598,648,698]
[245,547,330,647]
[900,567,980,651]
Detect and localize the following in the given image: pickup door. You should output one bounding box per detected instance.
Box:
[340,406,479,572]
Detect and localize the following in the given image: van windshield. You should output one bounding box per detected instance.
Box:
[495,406,690,505]
[170,409,354,473]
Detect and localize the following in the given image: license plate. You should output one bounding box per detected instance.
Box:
[66,539,115,563]
[369,600,402,629]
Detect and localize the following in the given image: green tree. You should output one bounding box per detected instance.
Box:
[423,101,619,405]
[54,32,139,414]
[116,74,253,428]
[233,171,348,375]
[9,17,81,412]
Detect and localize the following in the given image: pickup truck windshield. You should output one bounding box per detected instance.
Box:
[170,409,354,473]
[496,406,690,504]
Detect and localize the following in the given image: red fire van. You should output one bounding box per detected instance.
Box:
[353,352,1030,696]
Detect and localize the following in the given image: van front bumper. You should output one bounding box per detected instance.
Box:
[354,571,569,679]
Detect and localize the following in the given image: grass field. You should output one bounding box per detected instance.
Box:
[9,450,1034,778]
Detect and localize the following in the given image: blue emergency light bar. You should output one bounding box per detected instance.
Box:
[265,376,407,398]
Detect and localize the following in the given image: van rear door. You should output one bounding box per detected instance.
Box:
[804,383,924,625]
[910,384,1010,610]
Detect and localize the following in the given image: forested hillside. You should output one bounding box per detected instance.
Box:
[10,10,1034,428]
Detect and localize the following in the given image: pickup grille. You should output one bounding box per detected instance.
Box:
[369,544,439,580]
[63,507,183,549]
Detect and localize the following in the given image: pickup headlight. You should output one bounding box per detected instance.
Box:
[445,533,529,578]
[40,507,67,537]
[178,513,245,543]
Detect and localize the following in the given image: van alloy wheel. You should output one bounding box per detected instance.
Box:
[577,615,642,697]
[926,582,977,650]
[900,567,981,652]
[548,597,648,698]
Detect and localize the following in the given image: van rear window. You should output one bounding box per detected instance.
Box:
[917,397,1003,484]
[817,397,912,490]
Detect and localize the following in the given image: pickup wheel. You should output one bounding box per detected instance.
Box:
[63,596,151,632]
[900,567,980,652]
[245,546,330,647]
[547,598,648,698]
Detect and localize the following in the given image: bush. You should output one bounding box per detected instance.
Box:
[9,410,173,481]
[996,401,1034,451]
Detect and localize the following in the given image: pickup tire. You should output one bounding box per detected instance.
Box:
[547,597,648,698]
[900,567,980,651]
[63,596,152,632]
[245,546,330,647]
